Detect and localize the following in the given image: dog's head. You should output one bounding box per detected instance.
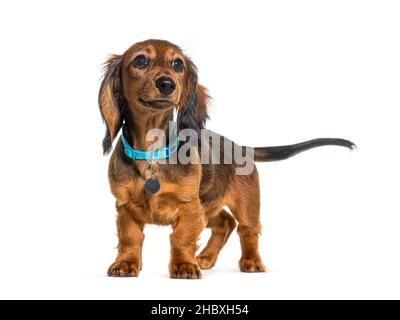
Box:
[99,39,209,154]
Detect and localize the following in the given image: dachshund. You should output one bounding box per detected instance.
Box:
[98,39,355,279]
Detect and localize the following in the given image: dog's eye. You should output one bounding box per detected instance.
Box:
[171,58,184,72]
[133,55,149,69]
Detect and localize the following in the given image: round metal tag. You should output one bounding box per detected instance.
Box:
[144,178,161,195]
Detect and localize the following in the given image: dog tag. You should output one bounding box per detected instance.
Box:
[144,178,160,195]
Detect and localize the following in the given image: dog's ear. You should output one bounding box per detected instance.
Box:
[98,55,125,154]
[177,61,210,135]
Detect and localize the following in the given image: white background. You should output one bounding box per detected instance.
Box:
[0,0,399,300]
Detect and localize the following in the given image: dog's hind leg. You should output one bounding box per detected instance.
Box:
[229,170,267,273]
[196,209,237,269]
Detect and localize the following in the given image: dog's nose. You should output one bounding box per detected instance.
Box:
[156,77,176,96]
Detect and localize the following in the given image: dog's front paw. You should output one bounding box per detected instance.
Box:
[239,257,267,273]
[169,262,202,279]
[108,259,140,277]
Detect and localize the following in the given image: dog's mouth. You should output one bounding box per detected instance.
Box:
[139,98,174,110]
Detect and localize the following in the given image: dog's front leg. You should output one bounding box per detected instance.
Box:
[108,203,144,277]
[169,200,205,279]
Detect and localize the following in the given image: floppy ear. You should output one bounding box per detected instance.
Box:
[98,55,125,154]
[177,61,210,135]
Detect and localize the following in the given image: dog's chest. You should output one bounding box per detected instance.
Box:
[110,155,202,225]
[113,176,196,225]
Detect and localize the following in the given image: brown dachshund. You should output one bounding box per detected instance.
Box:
[98,39,355,279]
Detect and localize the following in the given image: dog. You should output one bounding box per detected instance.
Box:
[98,39,355,279]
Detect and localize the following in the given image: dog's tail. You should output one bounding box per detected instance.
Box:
[252,138,356,162]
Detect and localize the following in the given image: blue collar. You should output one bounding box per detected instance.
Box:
[121,129,179,161]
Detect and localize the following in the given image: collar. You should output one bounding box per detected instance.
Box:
[121,128,179,161]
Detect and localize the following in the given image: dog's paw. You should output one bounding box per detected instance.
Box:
[196,254,217,270]
[239,257,267,273]
[169,262,202,279]
[107,259,140,277]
